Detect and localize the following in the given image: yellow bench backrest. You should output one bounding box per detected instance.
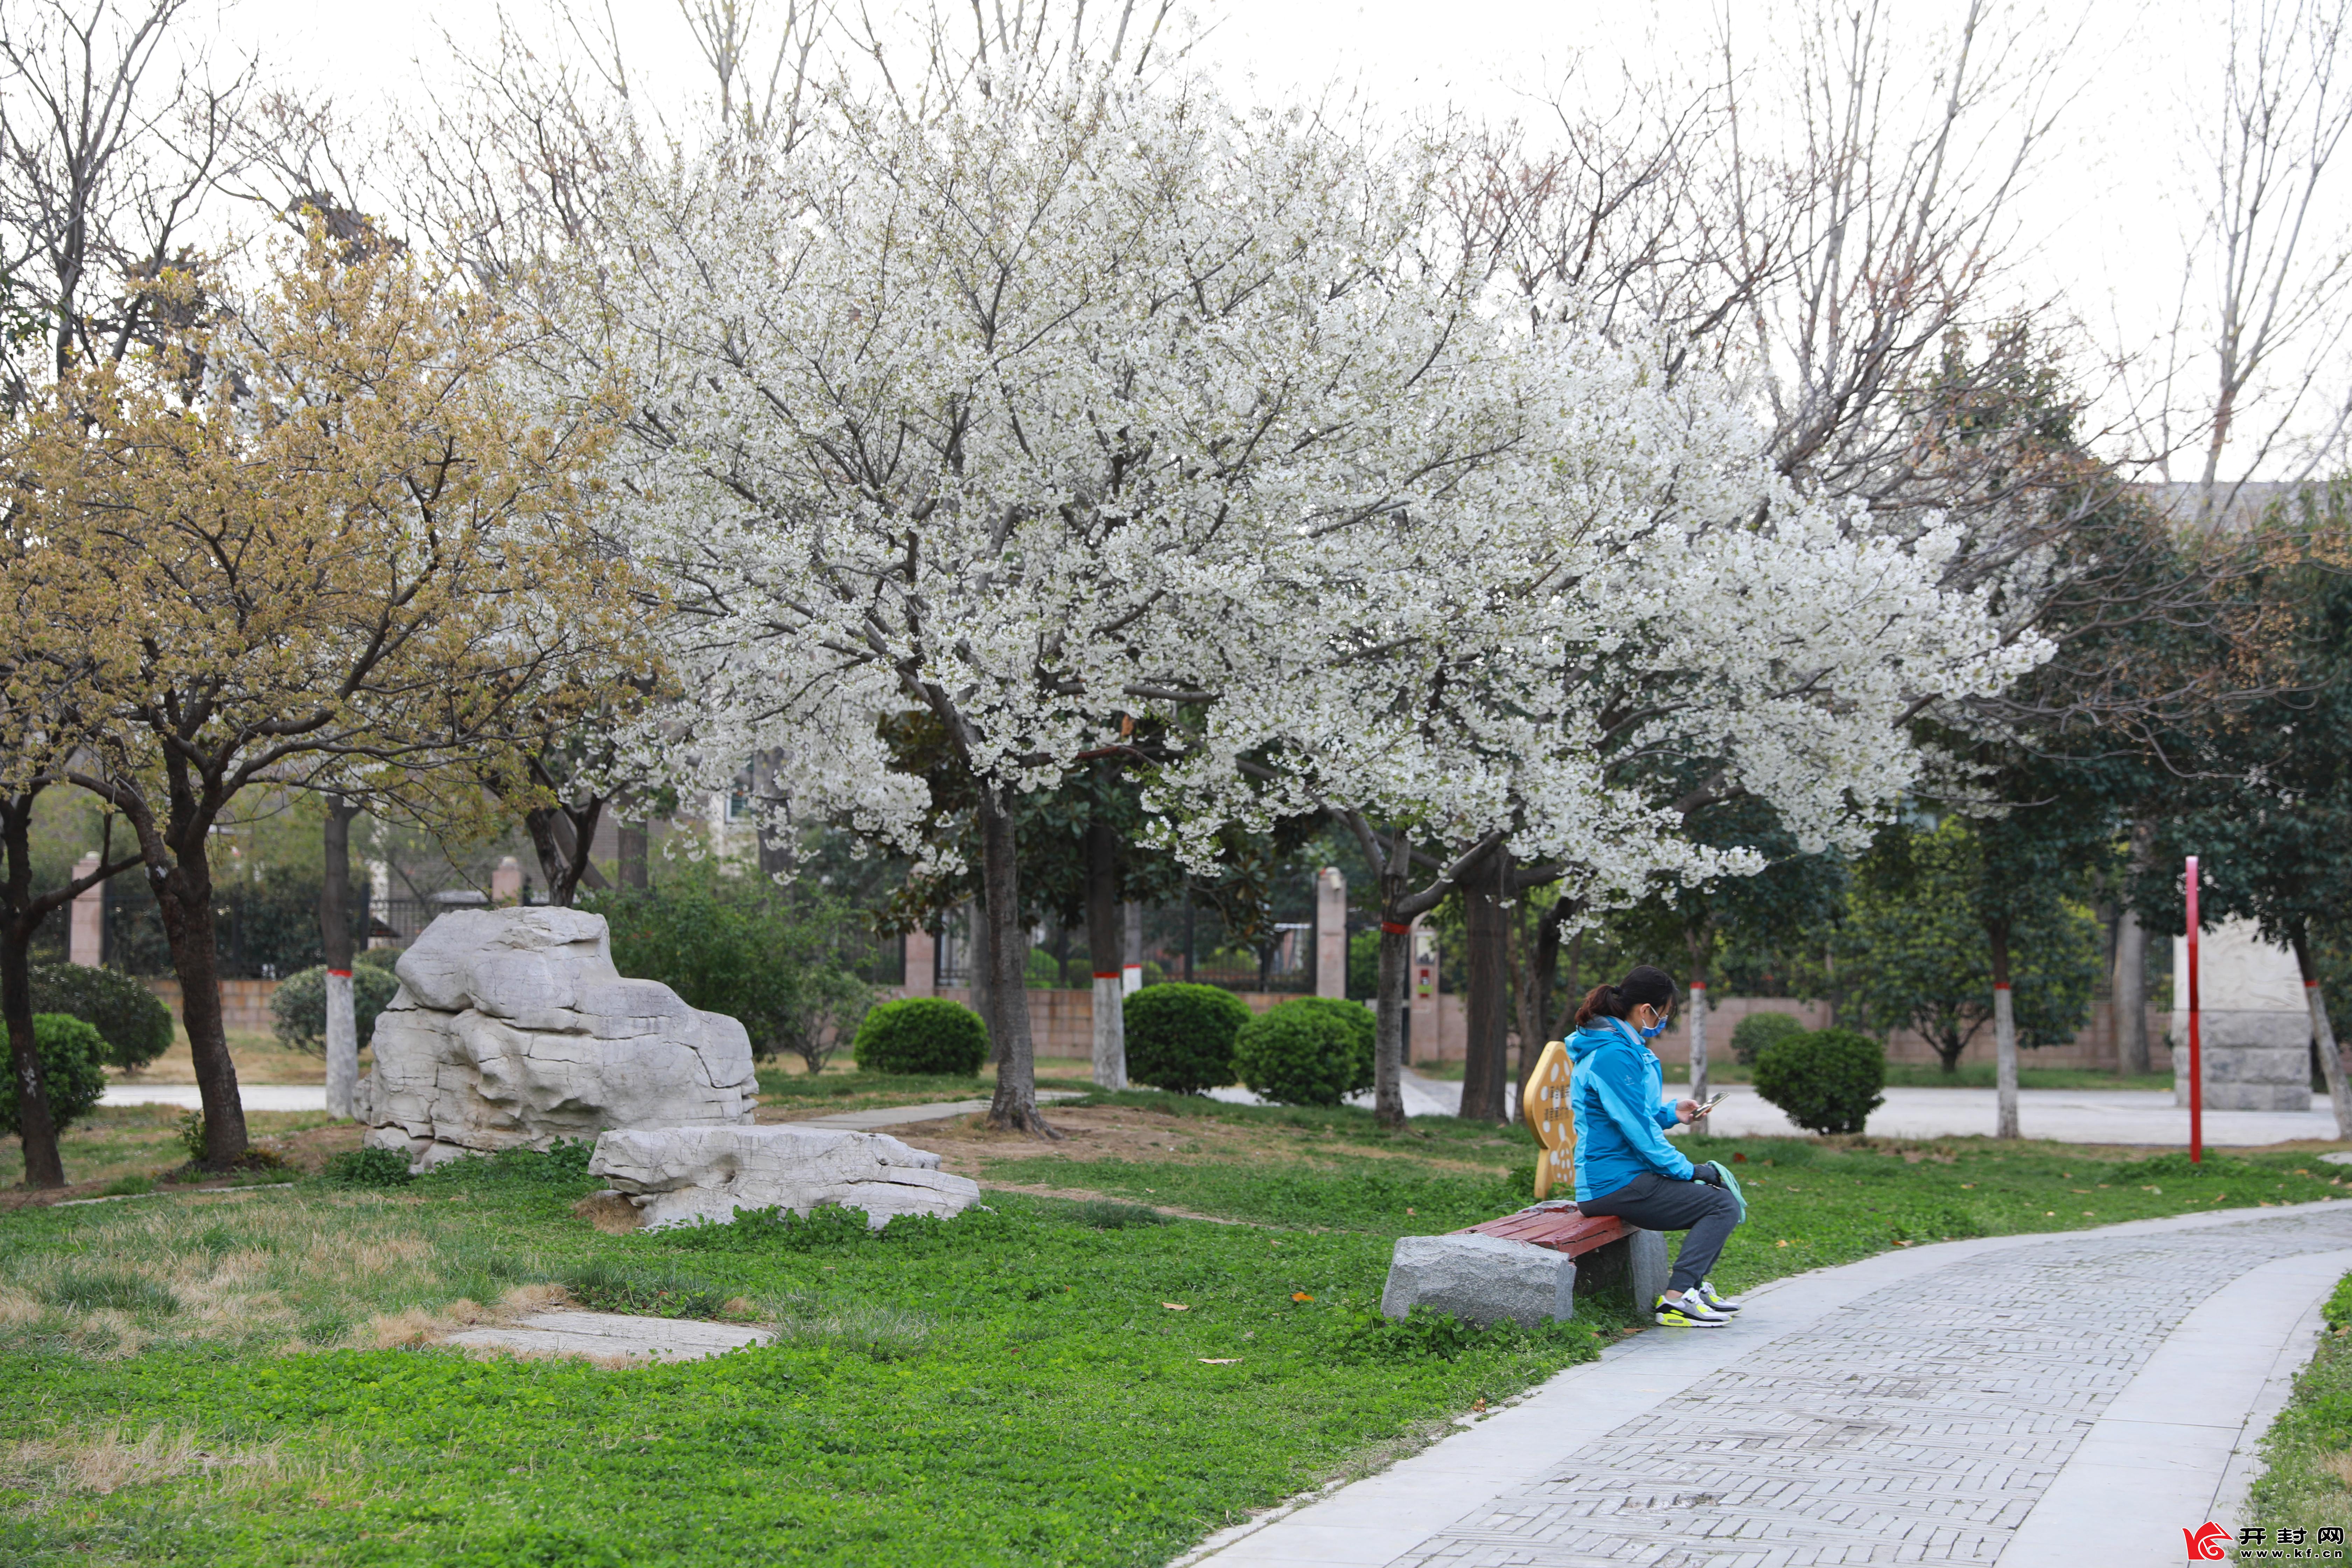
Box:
[1522,1039,1575,1200]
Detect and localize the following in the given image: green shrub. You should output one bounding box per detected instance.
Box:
[1729,1010,1807,1067]
[1285,996,1375,1095]
[1233,997,1365,1107]
[0,1014,110,1136]
[1752,1026,1885,1135]
[319,1147,415,1188]
[584,864,874,1072]
[851,997,988,1076]
[1124,983,1250,1094]
[28,964,174,1072]
[269,964,401,1055]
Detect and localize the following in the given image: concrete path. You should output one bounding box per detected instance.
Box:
[96,1085,1094,1125]
[1210,1070,1464,1120]
[1694,1083,2339,1147]
[1183,1203,2352,1568]
[445,1309,770,1363]
[1217,1074,2344,1147]
[785,1089,1085,1132]
[101,1084,326,1112]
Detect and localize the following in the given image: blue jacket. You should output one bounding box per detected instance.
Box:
[1568,1017,1692,1200]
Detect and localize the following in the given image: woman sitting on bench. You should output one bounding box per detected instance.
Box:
[1567,965,1745,1328]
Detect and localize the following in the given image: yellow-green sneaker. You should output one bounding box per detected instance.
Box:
[1654,1293,1730,1328]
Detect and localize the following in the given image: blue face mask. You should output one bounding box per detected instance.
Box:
[1634,1013,1669,1041]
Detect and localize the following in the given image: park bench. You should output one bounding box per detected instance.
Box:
[1376,1041,1667,1323]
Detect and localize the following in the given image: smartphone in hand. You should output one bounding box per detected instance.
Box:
[1692,1092,1727,1117]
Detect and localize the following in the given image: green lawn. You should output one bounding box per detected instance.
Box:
[2247,1271,2352,1538]
[0,1093,2345,1565]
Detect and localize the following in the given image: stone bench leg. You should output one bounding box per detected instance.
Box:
[1572,1227,1669,1312]
[1381,1233,1576,1326]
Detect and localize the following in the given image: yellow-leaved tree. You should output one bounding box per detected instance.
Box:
[13,229,655,1170]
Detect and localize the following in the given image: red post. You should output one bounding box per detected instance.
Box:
[2186,855,2202,1164]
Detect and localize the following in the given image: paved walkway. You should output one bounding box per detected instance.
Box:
[1186,1204,2352,1567]
[1387,1076,2339,1147]
[1696,1084,2339,1147]
[785,1089,1086,1132]
[101,1084,326,1112]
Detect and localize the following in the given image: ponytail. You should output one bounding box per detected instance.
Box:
[1573,984,1626,1026]
[1573,964,1679,1028]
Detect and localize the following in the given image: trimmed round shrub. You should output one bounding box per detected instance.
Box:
[1730,1010,1807,1068]
[1234,997,1363,1107]
[0,1014,111,1136]
[851,997,989,1076]
[1752,1026,1885,1135]
[270,964,402,1056]
[28,964,175,1072]
[1284,996,1375,1096]
[1123,983,1251,1094]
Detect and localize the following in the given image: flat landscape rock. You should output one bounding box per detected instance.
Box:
[446,1309,771,1363]
[1381,1232,1576,1328]
[356,909,756,1170]
[590,1124,983,1231]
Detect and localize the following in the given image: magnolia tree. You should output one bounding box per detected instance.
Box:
[585,63,1550,1134]
[1154,321,2047,1124]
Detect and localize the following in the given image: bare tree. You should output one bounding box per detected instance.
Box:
[0,0,255,411]
[2126,0,2352,525]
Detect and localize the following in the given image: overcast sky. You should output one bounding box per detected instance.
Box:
[208,0,2311,474]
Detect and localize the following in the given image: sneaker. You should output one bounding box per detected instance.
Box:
[1695,1280,1743,1314]
[1654,1293,1730,1328]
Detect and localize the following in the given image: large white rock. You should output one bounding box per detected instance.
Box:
[588,1125,982,1231]
[357,908,757,1168]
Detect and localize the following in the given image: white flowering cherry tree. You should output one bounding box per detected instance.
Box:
[588,63,1546,1133]
[1153,322,2049,1125]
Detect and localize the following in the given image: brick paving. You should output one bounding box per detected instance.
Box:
[1389,1210,2352,1567]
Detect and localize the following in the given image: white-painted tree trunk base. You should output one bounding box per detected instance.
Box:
[324,969,357,1121]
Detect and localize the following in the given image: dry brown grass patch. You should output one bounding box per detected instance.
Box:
[1,1424,287,1504]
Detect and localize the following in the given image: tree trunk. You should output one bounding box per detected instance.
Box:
[1373,915,1410,1128]
[2112,904,2149,1076]
[321,796,360,1121]
[1,797,63,1189]
[2113,819,2154,1075]
[1513,893,1567,1105]
[1936,1031,1966,1074]
[1685,924,1713,1136]
[967,896,994,1063]
[1085,812,1126,1091]
[1461,849,1512,1126]
[978,782,1054,1136]
[154,836,248,1168]
[1990,921,2018,1140]
[617,819,649,889]
[2292,929,2352,1140]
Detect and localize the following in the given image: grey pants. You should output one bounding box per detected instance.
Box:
[1578,1170,1741,1294]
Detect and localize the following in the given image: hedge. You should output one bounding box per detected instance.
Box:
[1753,1026,1885,1135]
[1124,984,1250,1094]
[851,997,989,1076]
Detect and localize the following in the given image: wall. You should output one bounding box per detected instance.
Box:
[143,977,279,1036]
[897,986,1466,1062]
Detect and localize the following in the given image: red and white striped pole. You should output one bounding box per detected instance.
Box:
[2186,855,2203,1165]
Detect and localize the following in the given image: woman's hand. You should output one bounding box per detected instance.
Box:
[1673,1098,1700,1125]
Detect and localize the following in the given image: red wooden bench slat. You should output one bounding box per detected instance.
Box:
[1452,1203,1628,1258]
